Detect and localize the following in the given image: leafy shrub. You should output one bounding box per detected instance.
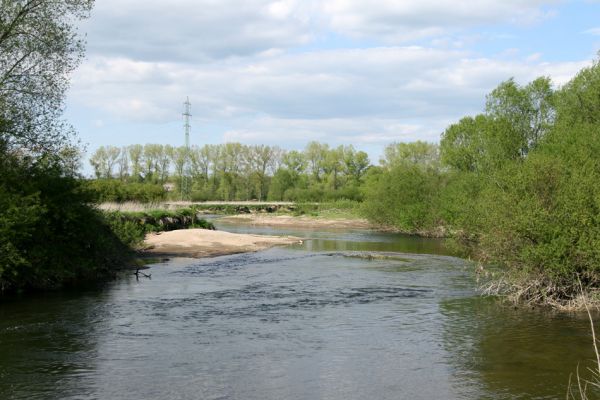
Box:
[0,147,132,293]
[85,179,166,203]
[362,164,441,232]
[102,208,215,248]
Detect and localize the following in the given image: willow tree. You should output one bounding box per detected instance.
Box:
[0,0,94,152]
[0,1,138,294]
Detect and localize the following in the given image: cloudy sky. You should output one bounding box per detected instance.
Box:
[66,0,600,171]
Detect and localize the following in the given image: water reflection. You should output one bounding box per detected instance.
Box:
[0,291,107,400]
[0,225,595,400]
[441,297,597,399]
[213,218,450,255]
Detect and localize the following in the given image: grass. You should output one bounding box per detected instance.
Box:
[288,200,363,219]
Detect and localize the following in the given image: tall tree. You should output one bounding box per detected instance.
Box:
[128,144,143,181]
[343,146,370,183]
[485,77,555,156]
[0,0,94,152]
[305,141,328,182]
[382,141,439,170]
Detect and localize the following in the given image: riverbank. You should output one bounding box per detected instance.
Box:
[142,229,302,258]
[217,214,375,230]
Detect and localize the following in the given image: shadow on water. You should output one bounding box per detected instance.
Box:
[0,290,104,400]
[441,297,598,400]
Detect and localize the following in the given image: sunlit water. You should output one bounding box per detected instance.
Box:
[0,221,596,399]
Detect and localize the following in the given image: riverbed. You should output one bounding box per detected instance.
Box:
[0,222,596,399]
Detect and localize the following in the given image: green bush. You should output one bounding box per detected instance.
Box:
[84,179,166,203]
[362,164,441,232]
[0,146,132,293]
[102,208,215,248]
[473,123,600,281]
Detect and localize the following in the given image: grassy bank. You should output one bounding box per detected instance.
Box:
[98,200,364,220]
[103,208,215,248]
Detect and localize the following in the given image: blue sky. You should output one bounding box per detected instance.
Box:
[65,0,600,174]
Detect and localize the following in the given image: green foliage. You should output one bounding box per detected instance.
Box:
[381,141,440,169]
[92,141,370,203]
[462,63,600,284]
[0,0,94,152]
[0,144,131,293]
[362,59,600,302]
[485,76,555,153]
[441,77,555,175]
[471,125,600,281]
[102,208,215,248]
[85,179,166,203]
[362,163,441,232]
[291,200,362,218]
[555,59,600,125]
[437,61,600,300]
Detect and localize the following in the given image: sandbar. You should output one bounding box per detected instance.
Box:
[142,228,302,258]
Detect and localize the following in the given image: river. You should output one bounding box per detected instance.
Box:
[0,222,596,399]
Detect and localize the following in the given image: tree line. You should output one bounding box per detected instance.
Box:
[363,61,600,306]
[89,142,371,202]
[87,55,600,305]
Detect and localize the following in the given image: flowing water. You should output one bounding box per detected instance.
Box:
[0,222,596,399]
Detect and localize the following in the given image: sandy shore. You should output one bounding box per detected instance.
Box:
[217,214,375,229]
[142,228,302,258]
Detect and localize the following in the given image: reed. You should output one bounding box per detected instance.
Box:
[566,279,600,399]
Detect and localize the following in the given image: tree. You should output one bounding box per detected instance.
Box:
[362,163,440,231]
[305,141,328,182]
[440,116,487,172]
[248,145,277,200]
[339,145,370,184]
[158,145,172,183]
[0,0,94,152]
[128,144,143,181]
[555,58,600,126]
[116,147,129,180]
[381,141,439,170]
[89,146,120,178]
[324,145,344,190]
[485,77,555,156]
[90,146,108,178]
[143,144,163,182]
[282,150,306,176]
[170,146,189,198]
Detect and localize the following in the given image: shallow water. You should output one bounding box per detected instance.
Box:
[0,224,596,400]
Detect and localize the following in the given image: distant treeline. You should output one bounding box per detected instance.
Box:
[89,142,371,202]
[88,60,600,306]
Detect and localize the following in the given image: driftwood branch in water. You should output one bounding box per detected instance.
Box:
[134,269,152,280]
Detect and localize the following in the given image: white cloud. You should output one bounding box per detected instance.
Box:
[321,0,561,42]
[584,27,600,35]
[70,47,589,147]
[80,0,563,63]
[82,0,318,62]
[68,0,593,161]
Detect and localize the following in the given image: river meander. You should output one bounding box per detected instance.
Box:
[0,222,596,399]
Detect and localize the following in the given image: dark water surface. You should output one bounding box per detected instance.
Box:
[0,224,596,399]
